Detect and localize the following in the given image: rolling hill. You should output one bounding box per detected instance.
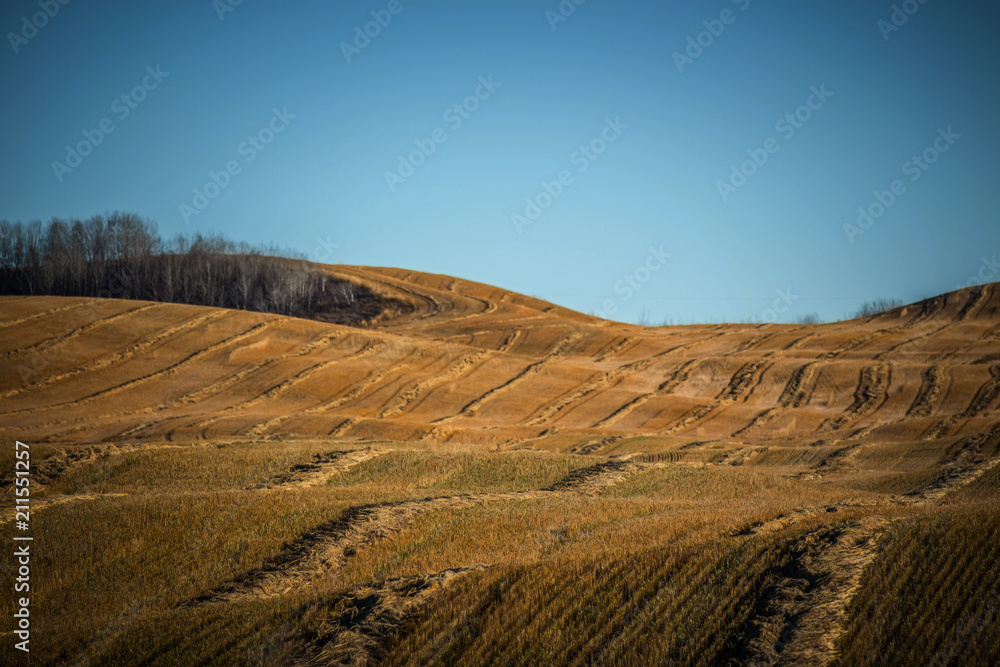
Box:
[2,267,998,448]
[1,267,998,665]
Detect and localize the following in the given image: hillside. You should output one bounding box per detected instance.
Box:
[2,268,998,448]
[1,269,998,665]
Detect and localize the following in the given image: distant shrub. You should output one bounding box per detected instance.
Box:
[795,313,823,324]
[852,298,903,319]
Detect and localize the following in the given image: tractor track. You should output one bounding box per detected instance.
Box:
[183,458,641,606]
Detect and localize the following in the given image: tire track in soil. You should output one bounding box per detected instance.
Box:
[8,319,272,435]
[822,298,943,363]
[0,303,158,362]
[725,331,776,356]
[914,424,1000,502]
[252,447,386,490]
[378,350,493,419]
[247,370,386,438]
[570,435,627,456]
[733,430,1000,666]
[922,367,1000,440]
[961,365,1000,418]
[189,336,383,432]
[780,362,822,409]
[438,333,583,421]
[717,354,777,403]
[874,323,952,361]
[183,458,641,606]
[906,365,945,417]
[784,332,818,351]
[738,518,892,667]
[850,363,951,440]
[0,299,100,330]
[28,328,350,438]
[523,357,656,427]
[0,310,227,402]
[248,342,448,438]
[733,349,824,438]
[594,359,701,429]
[289,565,490,667]
[328,418,357,438]
[929,322,1000,363]
[496,329,523,353]
[957,284,991,321]
[823,364,891,432]
[660,355,777,435]
[0,441,211,491]
[595,337,634,363]
[3,311,258,416]
[1,492,129,525]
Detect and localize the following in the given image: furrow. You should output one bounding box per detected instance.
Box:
[906,365,945,418]
[0,303,158,361]
[183,459,641,606]
[593,359,701,428]
[379,350,492,419]
[0,311,231,406]
[826,364,890,431]
[961,365,1000,418]
[445,333,582,419]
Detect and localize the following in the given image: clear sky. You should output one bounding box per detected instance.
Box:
[2,0,998,324]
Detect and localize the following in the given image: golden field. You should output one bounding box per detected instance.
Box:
[1,267,998,665]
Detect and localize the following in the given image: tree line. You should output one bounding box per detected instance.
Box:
[0,213,395,324]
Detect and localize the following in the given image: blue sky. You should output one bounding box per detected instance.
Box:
[2,0,998,324]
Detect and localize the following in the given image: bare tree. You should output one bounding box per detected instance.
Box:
[0,213,399,325]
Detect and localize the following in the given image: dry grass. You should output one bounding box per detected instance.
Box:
[1,275,998,664]
[385,536,799,666]
[0,428,994,665]
[837,501,1000,665]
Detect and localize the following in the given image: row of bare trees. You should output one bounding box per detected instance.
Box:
[0,213,369,319]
